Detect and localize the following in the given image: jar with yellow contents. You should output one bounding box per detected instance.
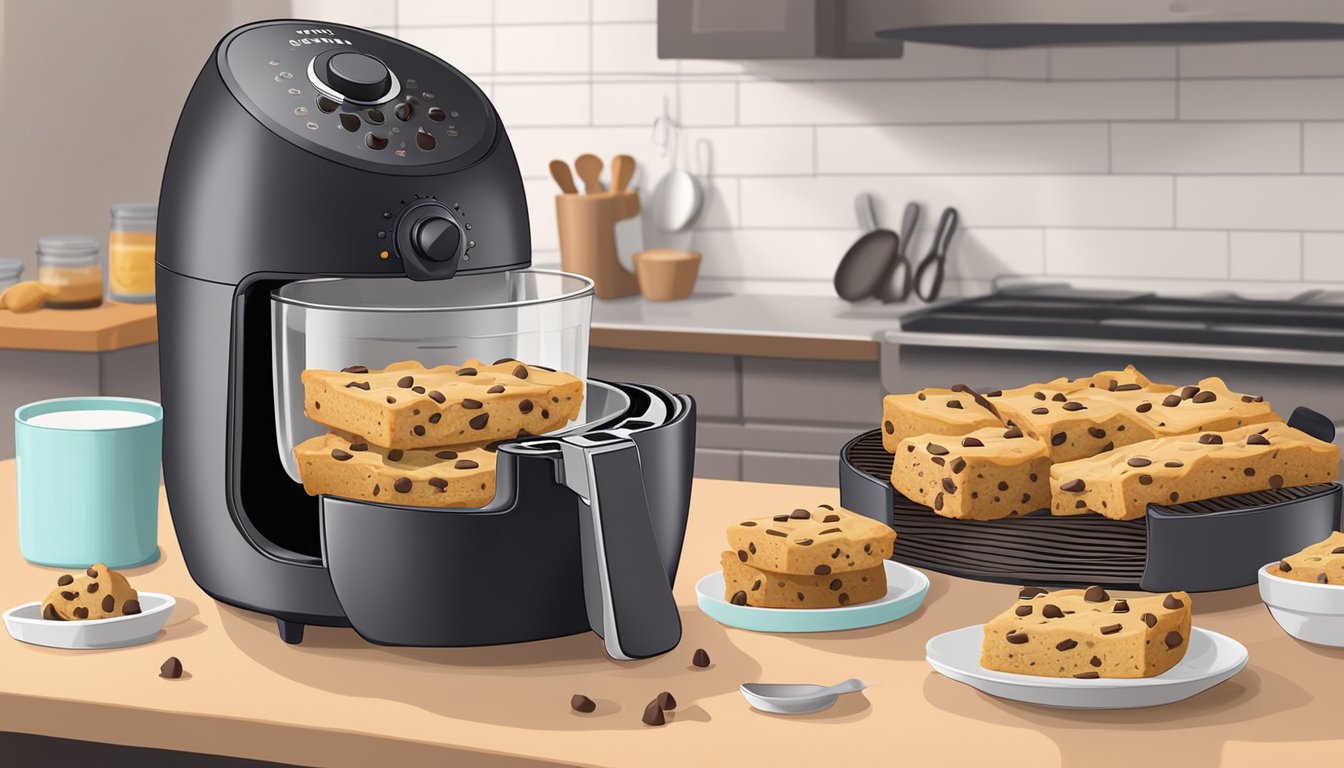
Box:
[37,235,103,309]
[109,203,157,302]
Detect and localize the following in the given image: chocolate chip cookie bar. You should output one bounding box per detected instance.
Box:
[1269,531,1344,586]
[1124,377,1280,436]
[981,586,1192,679]
[990,388,1160,463]
[890,425,1052,520]
[294,432,498,508]
[41,564,141,621]
[726,505,895,575]
[1050,421,1340,521]
[721,551,887,609]
[881,386,1001,453]
[302,358,584,450]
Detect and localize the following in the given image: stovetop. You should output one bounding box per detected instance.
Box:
[899,284,1344,353]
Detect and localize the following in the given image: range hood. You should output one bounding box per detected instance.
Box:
[870,0,1344,49]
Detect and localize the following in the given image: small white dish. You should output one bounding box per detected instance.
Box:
[4,592,176,650]
[926,624,1248,709]
[696,560,929,633]
[741,678,873,715]
[1259,563,1344,647]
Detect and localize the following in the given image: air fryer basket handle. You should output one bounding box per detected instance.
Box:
[560,436,682,660]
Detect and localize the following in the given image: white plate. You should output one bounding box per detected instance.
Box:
[4,592,176,650]
[1259,563,1344,647]
[926,624,1248,709]
[696,560,929,633]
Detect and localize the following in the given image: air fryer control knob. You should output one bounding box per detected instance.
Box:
[322,52,392,102]
[411,216,461,262]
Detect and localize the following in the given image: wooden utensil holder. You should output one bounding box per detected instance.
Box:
[556,191,640,299]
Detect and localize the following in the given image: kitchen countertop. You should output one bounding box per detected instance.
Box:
[0,301,158,353]
[1,460,1339,767]
[591,293,929,362]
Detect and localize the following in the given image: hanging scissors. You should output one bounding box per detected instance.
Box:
[913,207,958,302]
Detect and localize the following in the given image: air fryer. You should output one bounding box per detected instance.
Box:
[156,20,694,660]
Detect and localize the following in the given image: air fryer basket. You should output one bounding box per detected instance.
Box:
[840,407,1342,591]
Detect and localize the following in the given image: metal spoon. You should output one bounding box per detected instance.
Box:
[740,678,873,715]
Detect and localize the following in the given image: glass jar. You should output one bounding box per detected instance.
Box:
[37,235,103,309]
[0,258,22,294]
[109,203,157,303]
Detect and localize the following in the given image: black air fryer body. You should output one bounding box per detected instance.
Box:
[157,21,694,652]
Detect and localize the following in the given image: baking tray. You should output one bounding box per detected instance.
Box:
[839,407,1342,592]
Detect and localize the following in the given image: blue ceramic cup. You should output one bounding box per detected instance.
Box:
[15,397,163,568]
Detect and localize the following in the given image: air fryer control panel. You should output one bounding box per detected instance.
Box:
[221,21,495,170]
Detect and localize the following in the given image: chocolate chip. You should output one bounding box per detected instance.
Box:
[839,593,851,605]
[1052,393,1067,402]
[519,399,534,414]
[1113,599,1129,613]
[391,478,411,493]
[102,595,115,613]
[60,591,77,601]
[1060,479,1085,492]
[740,521,757,527]
[960,436,986,449]
[87,582,99,594]
[1141,612,1157,628]
[766,529,787,537]
[941,477,957,494]
[1006,630,1029,644]
[1034,391,1047,400]
[387,449,405,462]
[455,459,479,470]
[1133,473,1152,486]
[1136,402,1153,413]
[541,409,550,419]
[413,425,426,436]
[345,381,370,390]
[822,514,840,523]
[56,574,74,586]
[87,567,98,578]
[818,527,842,535]
[73,606,89,619]
[1169,491,1180,502]
[1003,427,1024,439]
[341,365,369,374]
[927,442,949,456]
[790,508,811,519]
[1099,623,1122,635]
[656,691,677,711]
[1318,574,1329,584]
[949,457,967,474]
[43,604,63,621]
[1127,457,1152,467]
[470,413,490,430]
[736,550,748,563]
[1087,427,1107,439]
[1162,394,1182,407]
[1051,432,1067,446]
[1074,671,1100,679]
[428,478,448,491]
[1163,594,1184,610]
[1198,433,1223,445]
[1015,605,1033,616]
[1115,383,1142,391]
[456,367,477,376]
[814,564,832,575]
[864,543,873,554]
[730,590,747,606]
[571,694,596,713]
[372,484,380,496]
[918,392,927,401]
[1269,474,1284,489]
[1164,460,1183,468]
[882,420,895,435]
[513,364,530,379]
[692,648,711,667]
[934,493,944,511]
[1164,631,1183,649]
[1019,586,1048,599]
[1042,604,1064,619]
[794,538,813,546]
[1332,547,1344,555]
[1056,639,1078,651]
[392,376,412,388]
[1084,586,1109,602]
[996,481,1009,492]
[1031,407,1050,415]
[1021,492,1031,503]
[1243,433,1271,446]
[946,400,963,409]
[1191,390,1216,404]
[160,657,184,679]
[331,448,353,461]
[1075,500,1087,509]
[642,700,666,726]
[1062,401,1086,412]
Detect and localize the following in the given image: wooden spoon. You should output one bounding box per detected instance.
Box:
[575,154,604,195]
[610,154,636,193]
[549,159,577,194]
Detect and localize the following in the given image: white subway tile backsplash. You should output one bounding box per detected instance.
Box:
[1111,122,1301,173]
[491,83,590,126]
[682,127,814,176]
[1180,79,1344,120]
[678,82,738,126]
[739,176,1173,230]
[494,25,589,74]
[1045,230,1228,280]
[1177,176,1344,231]
[739,80,1174,126]
[1229,232,1302,281]
[591,82,675,126]
[1179,41,1344,78]
[1049,46,1177,80]
[592,0,657,23]
[398,0,493,27]
[1303,234,1344,282]
[1303,123,1344,173]
[593,23,677,74]
[294,0,395,28]
[508,127,657,180]
[817,124,1108,174]
[397,25,493,78]
[494,0,587,25]
[944,229,1046,280]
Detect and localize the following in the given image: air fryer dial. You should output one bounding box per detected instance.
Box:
[220,21,495,171]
